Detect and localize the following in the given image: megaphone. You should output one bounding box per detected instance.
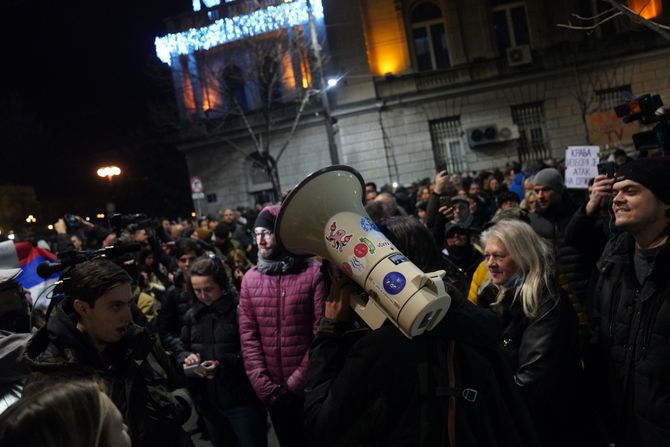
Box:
[276,165,450,338]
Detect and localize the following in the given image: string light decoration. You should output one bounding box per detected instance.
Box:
[193,0,230,13]
[156,0,324,65]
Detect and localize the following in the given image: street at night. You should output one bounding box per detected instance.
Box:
[1,1,670,446]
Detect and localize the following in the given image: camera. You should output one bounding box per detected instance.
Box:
[63,214,80,230]
[615,94,669,154]
[110,213,157,234]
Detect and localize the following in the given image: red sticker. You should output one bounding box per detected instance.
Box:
[354,243,368,258]
[341,262,353,276]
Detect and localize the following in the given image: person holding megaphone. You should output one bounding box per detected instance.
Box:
[302,216,540,447]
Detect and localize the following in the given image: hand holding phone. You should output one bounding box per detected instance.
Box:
[184,363,206,378]
[597,162,616,178]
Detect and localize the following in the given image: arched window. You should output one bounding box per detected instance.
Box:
[410,2,450,72]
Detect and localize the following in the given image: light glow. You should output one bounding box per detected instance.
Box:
[629,0,662,19]
[155,0,324,65]
[97,166,122,181]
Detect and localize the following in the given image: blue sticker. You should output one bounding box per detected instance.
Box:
[388,253,408,265]
[360,217,380,233]
[383,272,406,295]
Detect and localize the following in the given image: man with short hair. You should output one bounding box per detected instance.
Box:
[24,258,192,446]
[588,158,670,446]
[239,205,326,447]
[529,168,591,332]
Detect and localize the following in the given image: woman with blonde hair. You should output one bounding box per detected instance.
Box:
[0,380,130,447]
[478,219,594,447]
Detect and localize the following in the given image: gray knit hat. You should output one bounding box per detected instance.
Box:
[533,168,565,193]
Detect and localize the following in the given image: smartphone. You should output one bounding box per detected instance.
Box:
[439,195,452,208]
[597,162,616,178]
[435,161,447,173]
[183,363,206,378]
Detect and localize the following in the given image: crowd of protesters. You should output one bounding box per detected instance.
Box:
[0,150,668,447]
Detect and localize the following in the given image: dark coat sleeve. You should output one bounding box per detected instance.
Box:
[303,319,370,446]
[158,288,185,354]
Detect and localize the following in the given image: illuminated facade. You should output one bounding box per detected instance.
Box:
[156,0,670,212]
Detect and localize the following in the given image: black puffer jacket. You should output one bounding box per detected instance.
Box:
[304,299,541,447]
[529,197,592,305]
[530,198,591,336]
[177,293,257,410]
[23,306,193,446]
[594,232,670,447]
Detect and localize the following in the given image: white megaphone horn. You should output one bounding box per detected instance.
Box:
[276,165,450,338]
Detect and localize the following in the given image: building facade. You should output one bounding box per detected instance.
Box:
[155,0,670,212]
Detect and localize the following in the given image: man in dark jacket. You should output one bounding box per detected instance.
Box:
[239,205,326,447]
[529,168,590,334]
[589,158,670,447]
[23,258,193,446]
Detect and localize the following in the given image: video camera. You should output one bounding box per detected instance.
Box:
[615,94,669,154]
[110,213,158,234]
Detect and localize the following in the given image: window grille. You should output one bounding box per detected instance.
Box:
[511,102,550,162]
[595,85,632,112]
[429,117,467,174]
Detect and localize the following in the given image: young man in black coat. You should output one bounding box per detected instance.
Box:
[23,258,193,446]
[587,158,670,447]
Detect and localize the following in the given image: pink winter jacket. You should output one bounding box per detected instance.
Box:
[238,258,326,402]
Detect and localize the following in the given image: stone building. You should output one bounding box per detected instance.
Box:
[155,0,670,212]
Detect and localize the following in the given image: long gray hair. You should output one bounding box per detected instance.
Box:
[480,219,554,318]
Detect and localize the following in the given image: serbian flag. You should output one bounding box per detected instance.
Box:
[15,242,59,309]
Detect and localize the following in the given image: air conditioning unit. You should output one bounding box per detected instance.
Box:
[466,124,520,147]
[506,45,532,67]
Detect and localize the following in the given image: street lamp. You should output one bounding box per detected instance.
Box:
[97,166,122,181]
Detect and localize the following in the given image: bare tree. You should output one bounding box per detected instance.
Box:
[161,2,328,201]
[558,0,670,41]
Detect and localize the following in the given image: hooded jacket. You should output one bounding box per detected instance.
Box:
[23,306,192,446]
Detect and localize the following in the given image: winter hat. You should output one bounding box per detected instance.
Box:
[214,221,236,240]
[614,157,670,204]
[254,205,281,231]
[533,168,565,193]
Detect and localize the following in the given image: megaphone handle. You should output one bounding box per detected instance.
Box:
[349,292,387,330]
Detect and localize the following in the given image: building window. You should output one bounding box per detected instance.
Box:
[429,117,467,174]
[180,56,197,114]
[410,2,450,72]
[511,102,550,162]
[221,64,248,111]
[492,2,530,54]
[595,85,632,112]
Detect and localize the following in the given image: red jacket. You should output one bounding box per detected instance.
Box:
[239,258,326,401]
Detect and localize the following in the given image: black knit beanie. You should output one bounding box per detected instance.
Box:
[614,157,670,205]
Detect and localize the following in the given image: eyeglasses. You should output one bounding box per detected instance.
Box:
[484,253,509,263]
[254,230,273,239]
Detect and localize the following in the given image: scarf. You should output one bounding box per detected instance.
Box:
[256,256,298,275]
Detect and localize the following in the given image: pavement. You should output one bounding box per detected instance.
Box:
[188,415,280,447]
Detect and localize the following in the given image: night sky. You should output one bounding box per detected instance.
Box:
[1,0,194,221]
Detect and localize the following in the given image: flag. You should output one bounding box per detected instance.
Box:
[15,242,58,309]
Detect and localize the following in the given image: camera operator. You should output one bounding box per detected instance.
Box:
[23,258,194,446]
[53,214,118,253]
